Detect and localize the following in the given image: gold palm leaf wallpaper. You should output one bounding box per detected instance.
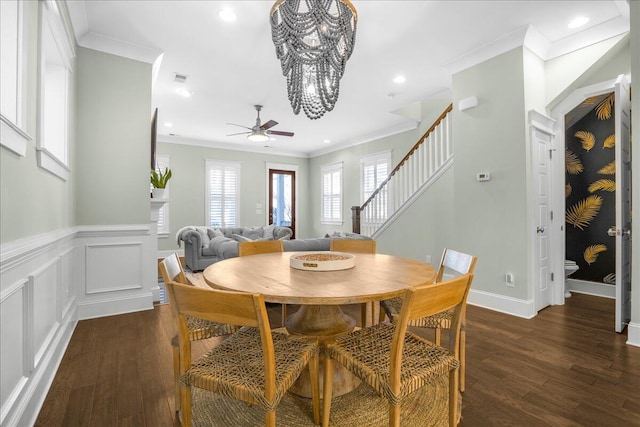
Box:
[603,134,615,148]
[598,161,616,175]
[584,244,607,265]
[565,148,583,174]
[588,179,616,193]
[565,92,615,284]
[566,195,602,230]
[574,130,595,151]
[595,93,614,120]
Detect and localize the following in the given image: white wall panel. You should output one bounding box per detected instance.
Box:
[0,281,28,424]
[31,260,59,367]
[85,243,142,294]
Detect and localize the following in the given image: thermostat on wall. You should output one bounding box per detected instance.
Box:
[477,172,491,182]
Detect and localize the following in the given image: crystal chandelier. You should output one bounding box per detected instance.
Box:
[270,0,357,120]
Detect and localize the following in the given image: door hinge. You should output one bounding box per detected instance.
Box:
[551,272,554,281]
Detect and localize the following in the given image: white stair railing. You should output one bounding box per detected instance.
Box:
[352,104,453,237]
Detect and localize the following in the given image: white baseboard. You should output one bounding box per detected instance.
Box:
[627,322,640,347]
[467,289,536,319]
[566,279,615,299]
[76,293,154,320]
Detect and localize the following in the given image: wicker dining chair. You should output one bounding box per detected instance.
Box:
[166,280,321,427]
[329,239,377,327]
[322,273,474,427]
[238,240,288,325]
[159,253,239,412]
[379,249,477,392]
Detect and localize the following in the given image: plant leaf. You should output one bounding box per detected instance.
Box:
[565,184,572,198]
[595,93,614,120]
[598,161,616,175]
[588,179,616,193]
[580,96,598,107]
[603,134,615,148]
[584,244,607,265]
[565,148,583,175]
[566,195,602,230]
[574,130,595,151]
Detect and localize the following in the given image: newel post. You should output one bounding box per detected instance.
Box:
[351,206,361,234]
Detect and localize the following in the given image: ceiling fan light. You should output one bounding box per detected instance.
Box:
[248,132,269,142]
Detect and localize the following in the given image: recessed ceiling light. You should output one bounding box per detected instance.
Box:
[393,75,406,84]
[219,8,237,22]
[323,139,331,144]
[175,88,193,98]
[164,122,173,127]
[568,16,589,29]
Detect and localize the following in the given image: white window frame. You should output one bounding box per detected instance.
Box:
[320,161,343,225]
[360,150,392,204]
[36,0,74,180]
[0,0,32,156]
[205,160,241,227]
[155,155,170,238]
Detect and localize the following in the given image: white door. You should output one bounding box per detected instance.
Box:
[530,111,555,311]
[613,75,632,333]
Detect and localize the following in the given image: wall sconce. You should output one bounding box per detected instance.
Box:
[459,96,478,111]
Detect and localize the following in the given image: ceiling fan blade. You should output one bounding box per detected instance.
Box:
[267,130,294,137]
[260,120,278,130]
[226,131,251,136]
[227,123,252,130]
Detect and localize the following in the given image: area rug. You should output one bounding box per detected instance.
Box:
[192,375,452,427]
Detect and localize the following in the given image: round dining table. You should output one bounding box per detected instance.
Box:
[203,251,436,396]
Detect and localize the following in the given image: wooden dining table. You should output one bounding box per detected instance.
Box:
[203,251,436,396]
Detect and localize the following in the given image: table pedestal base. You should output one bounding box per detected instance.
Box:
[285,305,361,397]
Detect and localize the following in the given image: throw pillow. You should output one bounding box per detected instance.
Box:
[233,234,252,242]
[195,227,210,247]
[263,223,276,239]
[209,228,224,238]
[242,227,264,240]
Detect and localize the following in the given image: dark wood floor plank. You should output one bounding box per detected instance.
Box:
[35,292,640,426]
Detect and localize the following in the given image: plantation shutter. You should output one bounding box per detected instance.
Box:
[360,151,391,218]
[321,162,343,224]
[206,160,240,227]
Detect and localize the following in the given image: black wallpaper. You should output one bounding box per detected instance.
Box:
[565,94,616,284]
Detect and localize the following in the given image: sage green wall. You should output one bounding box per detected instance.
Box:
[75,48,151,225]
[452,48,529,300]
[308,97,452,242]
[156,142,311,251]
[0,1,75,243]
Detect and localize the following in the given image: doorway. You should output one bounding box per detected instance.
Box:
[266,164,298,238]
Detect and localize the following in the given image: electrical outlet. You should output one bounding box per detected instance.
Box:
[505,273,515,287]
[425,255,431,264]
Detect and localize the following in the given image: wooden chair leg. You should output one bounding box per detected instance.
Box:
[265,410,276,427]
[322,357,335,427]
[434,327,442,346]
[173,345,181,412]
[361,303,368,327]
[370,301,378,326]
[281,304,288,326]
[308,353,321,425]
[180,385,192,427]
[460,328,466,392]
[448,369,459,427]
[389,403,401,427]
[379,305,387,323]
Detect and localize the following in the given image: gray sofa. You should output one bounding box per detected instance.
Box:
[177,225,371,271]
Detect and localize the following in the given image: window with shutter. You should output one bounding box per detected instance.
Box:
[206,160,240,227]
[360,151,391,219]
[320,162,343,225]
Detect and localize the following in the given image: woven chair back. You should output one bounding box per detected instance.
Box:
[160,253,187,284]
[435,249,477,282]
[238,240,284,256]
[329,239,376,254]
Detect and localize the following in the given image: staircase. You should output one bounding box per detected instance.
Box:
[352,104,454,237]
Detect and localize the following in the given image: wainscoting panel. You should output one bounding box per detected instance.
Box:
[0,229,76,427]
[85,243,143,294]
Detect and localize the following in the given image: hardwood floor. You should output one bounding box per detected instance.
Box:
[35,293,639,426]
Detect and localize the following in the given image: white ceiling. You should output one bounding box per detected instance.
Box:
[67,1,629,158]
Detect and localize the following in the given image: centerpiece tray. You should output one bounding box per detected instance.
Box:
[290,251,356,271]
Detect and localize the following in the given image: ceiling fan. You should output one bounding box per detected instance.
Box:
[227,105,294,142]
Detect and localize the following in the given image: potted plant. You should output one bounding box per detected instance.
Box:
[151,167,172,198]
